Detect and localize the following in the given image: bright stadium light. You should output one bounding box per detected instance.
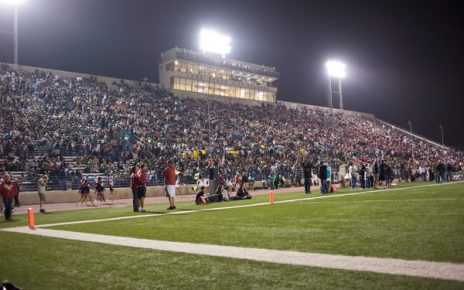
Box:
[325,60,346,78]
[199,28,231,58]
[325,60,346,110]
[0,0,26,4]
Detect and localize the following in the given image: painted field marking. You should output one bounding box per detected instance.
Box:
[2,226,464,282]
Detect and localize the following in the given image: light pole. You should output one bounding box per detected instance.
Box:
[327,75,333,111]
[325,60,346,110]
[13,3,18,68]
[0,0,26,69]
[439,124,444,146]
[408,120,413,133]
[198,27,231,155]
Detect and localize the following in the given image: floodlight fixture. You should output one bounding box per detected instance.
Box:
[325,60,346,78]
[0,0,27,4]
[199,28,231,58]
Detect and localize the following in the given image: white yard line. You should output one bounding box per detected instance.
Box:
[35,181,462,228]
[3,226,464,282]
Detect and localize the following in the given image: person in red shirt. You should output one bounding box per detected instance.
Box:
[0,174,18,221]
[130,166,141,212]
[138,164,148,212]
[163,160,177,210]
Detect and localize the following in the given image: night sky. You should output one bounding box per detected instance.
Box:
[1,0,463,148]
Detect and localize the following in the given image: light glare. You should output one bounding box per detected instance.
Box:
[199,28,231,57]
[325,60,346,78]
[0,0,26,4]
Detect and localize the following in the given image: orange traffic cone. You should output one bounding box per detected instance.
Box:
[28,208,35,230]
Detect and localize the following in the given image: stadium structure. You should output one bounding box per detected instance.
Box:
[159,47,279,102]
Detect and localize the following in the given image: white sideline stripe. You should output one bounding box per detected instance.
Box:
[35,181,463,228]
[3,226,464,282]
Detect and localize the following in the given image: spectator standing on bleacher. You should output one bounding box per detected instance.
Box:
[0,174,17,221]
[37,175,48,213]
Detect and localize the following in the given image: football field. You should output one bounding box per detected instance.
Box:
[1,182,463,289]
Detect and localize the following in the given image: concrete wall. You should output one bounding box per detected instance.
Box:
[16,180,283,205]
[17,185,196,206]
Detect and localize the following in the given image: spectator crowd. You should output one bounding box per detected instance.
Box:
[1,64,463,194]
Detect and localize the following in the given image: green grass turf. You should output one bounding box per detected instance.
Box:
[0,232,463,290]
[41,182,464,263]
[0,181,437,230]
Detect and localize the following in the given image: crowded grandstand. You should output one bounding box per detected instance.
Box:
[0,63,463,195]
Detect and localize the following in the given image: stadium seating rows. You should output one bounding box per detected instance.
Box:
[0,64,462,191]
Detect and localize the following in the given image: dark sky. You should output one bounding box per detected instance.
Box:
[1,0,463,148]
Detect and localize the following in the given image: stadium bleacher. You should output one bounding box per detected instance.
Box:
[0,63,462,192]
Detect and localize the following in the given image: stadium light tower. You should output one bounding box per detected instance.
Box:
[325,60,346,110]
[439,124,444,146]
[199,28,231,58]
[0,0,27,69]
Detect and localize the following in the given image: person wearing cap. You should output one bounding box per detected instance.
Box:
[38,175,48,213]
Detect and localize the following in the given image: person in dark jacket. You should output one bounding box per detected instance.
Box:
[236,182,252,199]
[437,162,445,183]
[318,161,328,194]
[302,157,312,194]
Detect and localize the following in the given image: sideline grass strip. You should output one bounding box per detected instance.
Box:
[4,226,464,282]
[1,232,463,290]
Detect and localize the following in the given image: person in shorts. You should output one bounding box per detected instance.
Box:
[37,175,48,213]
[163,160,177,210]
[108,175,114,203]
[95,177,106,204]
[137,164,147,212]
[78,177,95,207]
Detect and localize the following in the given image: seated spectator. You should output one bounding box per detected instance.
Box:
[210,184,229,202]
[195,186,208,205]
[235,182,252,200]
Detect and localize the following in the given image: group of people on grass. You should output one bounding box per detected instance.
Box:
[76,175,115,207]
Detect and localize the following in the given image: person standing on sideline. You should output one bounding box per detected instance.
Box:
[318,161,328,194]
[108,175,115,203]
[130,166,141,212]
[0,174,17,221]
[302,157,312,194]
[138,164,148,212]
[163,160,177,210]
[38,175,48,213]
[13,174,23,207]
